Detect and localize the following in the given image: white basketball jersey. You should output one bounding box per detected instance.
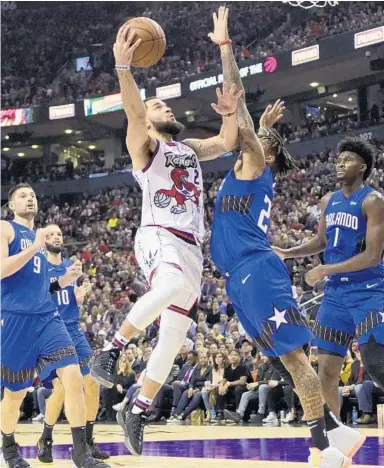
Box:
[133,139,205,242]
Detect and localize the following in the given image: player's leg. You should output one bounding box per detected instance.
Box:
[1,312,40,467]
[37,313,109,468]
[91,227,187,388]
[312,285,355,416]
[349,279,384,391]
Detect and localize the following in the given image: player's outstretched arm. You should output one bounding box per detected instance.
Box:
[273,194,331,260]
[209,6,265,171]
[114,24,157,171]
[1,223,51,279]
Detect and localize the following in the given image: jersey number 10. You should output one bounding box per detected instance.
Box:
[257,195,272,233]
[57,289,70,306]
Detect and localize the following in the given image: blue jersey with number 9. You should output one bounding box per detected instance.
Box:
[48,259,80,325]
[211,166,274,273]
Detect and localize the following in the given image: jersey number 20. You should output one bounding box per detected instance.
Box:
[257,195,272,233]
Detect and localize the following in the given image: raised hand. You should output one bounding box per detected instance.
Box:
[114,23,142,67]
[260,99,286,128]
[34,226,56,248]
[208,6,229,45]
[211,82,243,116]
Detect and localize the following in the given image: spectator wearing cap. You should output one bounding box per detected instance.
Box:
[241,339,254,371]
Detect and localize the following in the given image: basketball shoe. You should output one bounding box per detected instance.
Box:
[327,424,366,459]
[70,448,110,468]
[37,438,53,464]
[116,399,149,456]
[87,439,110,460]
[90,347,120,389]
[308,446,350,468]
[1,443,31,467]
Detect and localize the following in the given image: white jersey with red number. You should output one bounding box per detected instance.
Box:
[133,139,205,242]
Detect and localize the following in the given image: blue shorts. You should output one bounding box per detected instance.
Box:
[1,311,78,391]
[313,277,384,357]
[66,322,92,376]
[226,251,314,358]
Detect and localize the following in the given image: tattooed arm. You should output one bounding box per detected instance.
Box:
[209,6,265,175]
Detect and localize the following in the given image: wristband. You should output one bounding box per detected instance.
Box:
[219,39,232,46]
[49,280,62,294]
[115,65,131,71]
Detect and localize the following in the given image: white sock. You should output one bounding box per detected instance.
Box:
[131,394,153,414]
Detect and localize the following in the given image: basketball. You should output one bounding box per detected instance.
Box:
[154,191,171,209]
[125,17,166,67]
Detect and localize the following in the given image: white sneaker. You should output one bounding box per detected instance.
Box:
[308,446,350,468]
[262,412,278,424]
[112,402,126,412]
[32,413,44,422]
[327,424,366,459]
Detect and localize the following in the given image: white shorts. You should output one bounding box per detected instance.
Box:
[134,226,203,317]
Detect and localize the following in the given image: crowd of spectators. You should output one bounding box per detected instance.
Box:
[2,1,383,108]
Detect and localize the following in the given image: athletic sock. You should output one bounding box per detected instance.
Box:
[323,403,340,432]
[42,421,54,440]
[2,431,16,449]
[308,417,330,451]
[112,332,130,350]
[71,426,87,457]
[131,394,153,414]
[86,420,95,443]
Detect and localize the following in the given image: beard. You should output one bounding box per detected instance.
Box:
[46,242,62,254]
[153,120,185,136]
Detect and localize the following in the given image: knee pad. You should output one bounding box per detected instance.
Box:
[360,338,384,390]
[146,310,191,384]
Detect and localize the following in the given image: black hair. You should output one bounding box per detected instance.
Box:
[258,126,298,174]
[188,350,199,358]
[229,348,241,357]
[8,183,33,201]
[337,136,376,181]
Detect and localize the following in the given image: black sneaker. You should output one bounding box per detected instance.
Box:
[90,347,120,389]
[37,438,53,464]
[224,410,242,424]
[87,439,110,460]
[70,448,110,468]
[116,400,148,456]
[1,443,31,467]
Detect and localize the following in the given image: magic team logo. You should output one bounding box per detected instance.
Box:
[154,168,201,214]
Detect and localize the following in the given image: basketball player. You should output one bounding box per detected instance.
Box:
[36,225,109,463]
[90,23,243,455]
[274,136,384,416]
[0,183,110,468]
[209,7,364,467]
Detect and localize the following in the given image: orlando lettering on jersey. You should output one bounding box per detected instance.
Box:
[325,212,358,230]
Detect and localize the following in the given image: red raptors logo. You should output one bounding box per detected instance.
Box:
[154,168,201,214]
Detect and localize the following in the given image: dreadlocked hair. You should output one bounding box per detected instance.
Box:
[258,126,298,174]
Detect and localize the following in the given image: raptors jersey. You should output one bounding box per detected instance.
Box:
[133,139,205,242]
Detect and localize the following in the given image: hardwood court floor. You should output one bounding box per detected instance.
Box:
[11,423,384,467]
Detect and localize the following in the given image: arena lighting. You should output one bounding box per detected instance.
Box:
[88,144,96,150]
[77,140,82,144]
[348,97,353,102]
[5,135,9,140]
[17,152,25,157]
[309,82,319,87]
[333,93,338,98]
[3,147,10,151]
[64,129,73,134]
[31,145,39,149]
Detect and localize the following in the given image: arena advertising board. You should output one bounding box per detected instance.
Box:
[84,89,146,116]
[49,103,75,120]
[156,83,182,100]
[291,45,320,66]
[354,26,384,49]
[1,107,33,127]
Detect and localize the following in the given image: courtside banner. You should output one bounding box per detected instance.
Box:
[84,89,146,116]
[1,108,33,127]
[49,103,75,120]
[156,83,181,100]
[292,45,320,66]
[354,26,384,49]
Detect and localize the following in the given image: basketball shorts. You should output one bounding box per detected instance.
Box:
[66,322,93,376]
[313,277,384,357]
[225,251,313,358]
[1,311,78,392]
[135,226,203,319]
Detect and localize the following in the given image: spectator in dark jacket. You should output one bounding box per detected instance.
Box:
[168,351,198,418]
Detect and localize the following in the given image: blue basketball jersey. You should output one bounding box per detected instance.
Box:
[1,221,55,315]
[324,185,384,283]
[211,166,274,273]
[48,258,80,325]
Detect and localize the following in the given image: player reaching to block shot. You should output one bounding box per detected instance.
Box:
[90,21,243,456]
[208,7,364,468]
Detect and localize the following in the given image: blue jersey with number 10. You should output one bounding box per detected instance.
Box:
[48,258,80,325]
[211,166,274,273]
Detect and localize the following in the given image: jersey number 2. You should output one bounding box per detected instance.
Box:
[257,195,272,233]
